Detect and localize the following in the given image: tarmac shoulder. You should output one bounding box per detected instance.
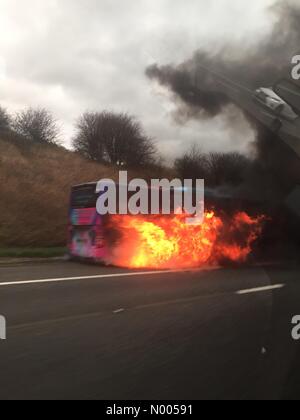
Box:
[0,256,66,267]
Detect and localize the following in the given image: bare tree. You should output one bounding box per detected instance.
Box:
[13,108,60,144]
[73,111,157,167]
[0,107,11,131]
[207,152,250,186]
[175,145,251,187]
[174,145,210,181]
[73,112,105,162]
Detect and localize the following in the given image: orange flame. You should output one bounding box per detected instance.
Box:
[109,211,265,269]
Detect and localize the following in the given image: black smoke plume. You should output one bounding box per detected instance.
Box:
[146,0,300,198]
[146,1,300,118]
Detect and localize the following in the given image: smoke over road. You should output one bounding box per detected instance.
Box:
[146,1,300,120]
[146,0,300,198]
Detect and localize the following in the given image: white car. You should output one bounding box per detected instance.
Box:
[253,87,298,122]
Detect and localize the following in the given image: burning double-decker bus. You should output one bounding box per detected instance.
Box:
[68,182,265,269]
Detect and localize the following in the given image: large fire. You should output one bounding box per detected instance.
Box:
[109,211,265,269]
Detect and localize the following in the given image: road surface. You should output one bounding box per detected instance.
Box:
[0,260,299,400]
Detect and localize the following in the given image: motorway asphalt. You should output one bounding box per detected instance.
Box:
[0,260,300,400]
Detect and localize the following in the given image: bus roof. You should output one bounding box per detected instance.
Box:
[72,182,97,189]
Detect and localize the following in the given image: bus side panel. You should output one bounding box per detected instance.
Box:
[68,208,108,261]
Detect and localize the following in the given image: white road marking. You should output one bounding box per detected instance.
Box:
[236,284,285,295]
[0,269,200,287]
[113,309,125,314]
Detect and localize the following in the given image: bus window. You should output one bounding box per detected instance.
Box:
[71,184,98,209]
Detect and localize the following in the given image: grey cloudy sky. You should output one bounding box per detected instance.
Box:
[0,0,277,160]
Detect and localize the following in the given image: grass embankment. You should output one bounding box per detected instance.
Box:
[0,134,118,248]
[0,247,66,258]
